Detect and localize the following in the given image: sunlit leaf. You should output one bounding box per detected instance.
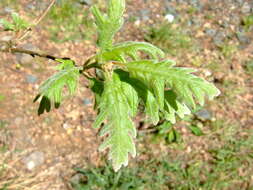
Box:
[94,71,138,171]
[35,59,79,114]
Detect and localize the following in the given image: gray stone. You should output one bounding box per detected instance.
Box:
[26,74,38,84]
[236,32,251,49]
[191,17,202,27]
[83,98,92,105]
[3,7,14,14]
[26,3,36,10]
[195,109,213,121]
[22,151,45,170]
[213,31,227,46]
[205,29,217,37]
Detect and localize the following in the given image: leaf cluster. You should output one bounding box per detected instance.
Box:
[33,0,220,171]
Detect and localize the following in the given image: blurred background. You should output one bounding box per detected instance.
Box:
[0,0,252,189]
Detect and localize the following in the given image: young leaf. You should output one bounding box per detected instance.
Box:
[163,90,191,124]
[91,0,125,50]
[188,125,204,136]
[157,121,173,135]
[121,81,139,117]
[0,13,30,31]
[35,59,79,114]
[115,69,160,125]
[166,128,181,143]
[125,60,220,109]
[94,71,138,171]
[100,41,165,62]
[0,19,15,31]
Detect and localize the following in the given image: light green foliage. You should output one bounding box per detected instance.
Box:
[126,60,220,109]
[100,41,165,62]
[91,0,125,50]
[90,0,218,171]
[35,59,79,114]
[0,12,30,32]
[163,90,191,124]
[33,0,219,171]
[94,72,137,171]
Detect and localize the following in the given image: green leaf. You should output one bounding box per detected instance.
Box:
[0,19,15,31]
[126,60,220,109]
[166,128,181,143]
[188,125,204,136]
[145,90,160,124]
[93,106,108,129]
[91,0,125,50]
[0,13,30,32]
[100,41,164,62]
[121,81,139,117]
[157,121,172,134]
[163,90,191,124]
[94,71,138,171]
[35,59,79,114]
[167,129,175,143]
[114,69,159,125]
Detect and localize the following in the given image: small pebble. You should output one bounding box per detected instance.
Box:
[22,151,45,170]
[165,14,175,23]
[83,98,92,105]
[26,74,38,84]
[195,109,213,121]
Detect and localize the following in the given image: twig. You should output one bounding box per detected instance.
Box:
[18,0,56,41]
[1,46,64,61]
[0,42,95,79]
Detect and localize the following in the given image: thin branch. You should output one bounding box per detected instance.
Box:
[1,46,65,61]
[0,42,96,79]
[18,0,56,41]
